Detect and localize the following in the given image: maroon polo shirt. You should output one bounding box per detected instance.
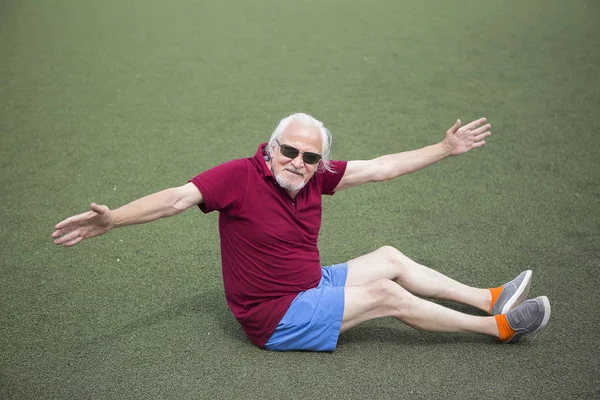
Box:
[190,143,347,347]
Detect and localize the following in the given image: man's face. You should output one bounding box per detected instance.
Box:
[270,122,323,193]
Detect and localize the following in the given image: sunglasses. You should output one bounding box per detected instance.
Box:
[276,139,322,165]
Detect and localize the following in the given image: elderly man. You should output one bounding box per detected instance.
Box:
[52,113,550,351]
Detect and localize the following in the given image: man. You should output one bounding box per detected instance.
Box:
[52,113,551,351]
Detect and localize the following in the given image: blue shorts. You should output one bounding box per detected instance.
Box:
[264,263,348,352]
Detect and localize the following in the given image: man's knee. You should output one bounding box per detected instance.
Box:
[368,279,412,314]
[342,279,413,331]
[377,245,407,267]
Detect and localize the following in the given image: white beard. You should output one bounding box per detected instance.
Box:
[274,170,306,191]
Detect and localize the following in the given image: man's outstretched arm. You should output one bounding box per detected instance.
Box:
[52,182,203,247]
[334,118,491,191]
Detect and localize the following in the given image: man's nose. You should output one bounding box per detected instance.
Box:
[290,154,304,169]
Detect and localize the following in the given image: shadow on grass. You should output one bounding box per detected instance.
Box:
[80,287,249,349]
[338,324,493,348]
[79,291,494,351]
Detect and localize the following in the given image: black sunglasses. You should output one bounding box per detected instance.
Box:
[276,139,322,165]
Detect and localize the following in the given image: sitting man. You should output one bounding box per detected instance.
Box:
[52,113,550,351]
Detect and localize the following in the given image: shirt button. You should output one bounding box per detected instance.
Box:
[292,203,295,206]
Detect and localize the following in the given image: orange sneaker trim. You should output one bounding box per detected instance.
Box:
[489,287,503,314]
[494,314,516,342]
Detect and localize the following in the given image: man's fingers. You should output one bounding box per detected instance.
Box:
[53,203,108,244]
[55,210,90,229]
[55,217,72,230]
[54,230,81,245]
[472,140,486,148]
[459,117,487,132]
[90,203,105,214]
[51,229,64,238]
[55,204,104,230]
[448,119,461,134]
[63,237,84,247]
[474,131,491,142]
[471,124,491,136]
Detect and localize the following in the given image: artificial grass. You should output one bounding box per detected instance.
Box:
[1,0,599,398]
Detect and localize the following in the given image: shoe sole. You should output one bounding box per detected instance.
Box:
[539,295,551,329]
[500,269,532,314]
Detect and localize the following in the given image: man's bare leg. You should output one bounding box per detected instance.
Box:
[346,246,492,312]
[341,279,499,336]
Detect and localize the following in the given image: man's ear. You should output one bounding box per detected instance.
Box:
[263,146,272,161]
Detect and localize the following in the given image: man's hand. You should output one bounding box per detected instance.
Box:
[52,203,114,247]
[443,118,491,156]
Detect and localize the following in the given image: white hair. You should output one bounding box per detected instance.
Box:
[267,113,334,173]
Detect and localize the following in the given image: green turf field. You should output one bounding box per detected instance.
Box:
[1,0,599,398]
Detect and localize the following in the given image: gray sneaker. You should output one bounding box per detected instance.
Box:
[501,296,551,343]
[490,270,533,315]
